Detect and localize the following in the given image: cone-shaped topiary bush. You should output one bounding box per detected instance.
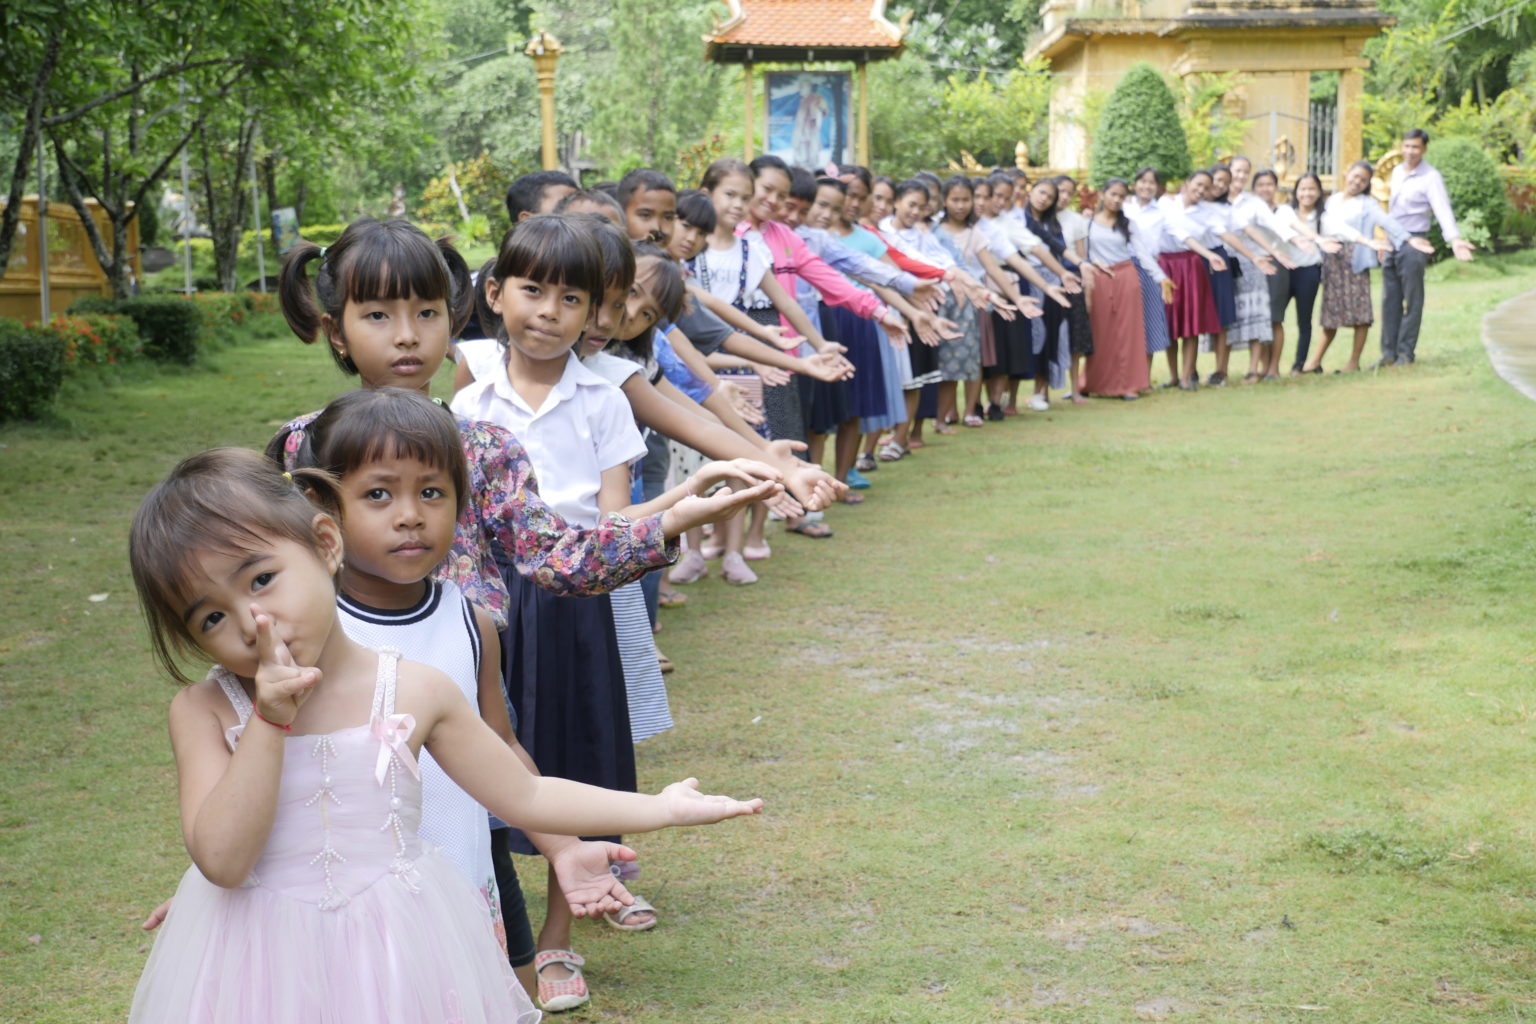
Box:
[1091,62,1192,187]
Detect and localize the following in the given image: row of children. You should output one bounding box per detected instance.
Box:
[126,140,1448,1019]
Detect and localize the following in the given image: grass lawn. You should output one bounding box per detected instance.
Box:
[5,256,1536,1022]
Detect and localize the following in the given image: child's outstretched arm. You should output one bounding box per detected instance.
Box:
[172,610,321,887]
[413,663,762,837]
[470,608,638,918]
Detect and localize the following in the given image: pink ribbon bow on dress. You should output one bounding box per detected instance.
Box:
[371,713,420,786]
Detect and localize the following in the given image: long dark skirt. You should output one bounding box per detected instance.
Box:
[746,307,807,443]
[494,551,633,854]
[831,304,887,422]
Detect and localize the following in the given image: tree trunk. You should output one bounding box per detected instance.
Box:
[0,31,63,281]
[261,154,280,248]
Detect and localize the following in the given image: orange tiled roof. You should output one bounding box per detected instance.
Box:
[707,0,906,57]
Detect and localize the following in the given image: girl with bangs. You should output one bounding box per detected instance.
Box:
[451,214,782,1012]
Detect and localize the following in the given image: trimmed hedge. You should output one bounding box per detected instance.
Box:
[66,295,200,363]
[1426,137,1508,257]
[37,313,144,370]
[0,318,66,421]
[1091,62,1192,187]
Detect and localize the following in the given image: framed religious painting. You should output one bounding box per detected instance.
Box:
[765,71,851,170]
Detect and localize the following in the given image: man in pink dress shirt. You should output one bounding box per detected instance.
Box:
[1380,128,1476,366]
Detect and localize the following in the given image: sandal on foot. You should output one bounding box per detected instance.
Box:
[720,551,759,585]
[907,437,927,449]
[844,467,872,489]
[656,651,675,674]
[535,950,590,1012]
[855,454,878,472]
[742,542,772,561]
[963,413,984,427]
[657,588,687,608]
[604,894,658,932]
[839,491,865,504]
[876,441,906,461]
[669,549,708,584]
[786,519,834,539]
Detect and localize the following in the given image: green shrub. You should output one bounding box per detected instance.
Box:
[36,314,144,371]
[1426,137,1508,257]
[0,318,66,420]
[1091,62,1192,187]
[67,295,122,316]
[119,296,202,364]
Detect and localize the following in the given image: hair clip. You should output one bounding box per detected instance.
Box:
[282,471,293,482]
[431,397,445,407]
[317,246,328,261]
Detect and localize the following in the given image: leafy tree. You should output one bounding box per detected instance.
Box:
[1090,62,1191,185]
[937,59,1052,170]
[1179,72,1251,168]
[1425,136,1508,255]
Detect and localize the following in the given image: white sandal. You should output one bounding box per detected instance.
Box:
[603,894,657,932]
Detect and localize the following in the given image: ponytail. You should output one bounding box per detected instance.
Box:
[278,240,329,347]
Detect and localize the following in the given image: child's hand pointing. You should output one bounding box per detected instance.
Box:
[251,604,321,727]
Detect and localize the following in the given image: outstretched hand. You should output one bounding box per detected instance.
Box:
[913,311,961,346]
[548,841,637,919]
[909,278,943,312]
[802,351,855,382]
[690,458,783,495]
[252,606,320,727]
[1045,285,1072,309]
[667,479,785,532]
[1018,295,1044,319]
[660,778,763,826]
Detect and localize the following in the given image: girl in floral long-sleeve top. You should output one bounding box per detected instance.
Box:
[267,218,689,631]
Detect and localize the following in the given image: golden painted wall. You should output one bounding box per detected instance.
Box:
[0,198,139,321]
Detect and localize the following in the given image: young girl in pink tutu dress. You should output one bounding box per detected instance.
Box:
[124,447,762,1023]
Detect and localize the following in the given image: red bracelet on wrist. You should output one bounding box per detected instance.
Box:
[253,708,292,732]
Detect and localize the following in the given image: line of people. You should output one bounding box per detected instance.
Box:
[124,125,1475,1021]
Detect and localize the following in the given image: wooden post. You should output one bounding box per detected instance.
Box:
[857,61,870,166]
[744,63,755,160]
[525,32,563,171]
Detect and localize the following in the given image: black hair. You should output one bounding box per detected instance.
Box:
[472,256,498,339]
[871,175,895,193]
[788,166,818,204]
[837,163,872,190]
[986,171,1014,194]
[1097,178,1132,242]
[939,174,977,227]
[748,154,789,180]
[633,241,687,323]
[676,189,717,234]
[815,176,847,195]
[486,214,606,326]
[584,214,638,295]
[1054,174,1077,188]
[130,448,343,684]
[893,178,930,203]
[1026,177,1060,229]
[617,169,676,211]
[1251,168,1278,188]
[504,170,578,223]
[300,387,469,516]
[1134,166,1162,188]
[553,189,626,224]
[700,157,753,192]
[590,181,619,196]
[1403,128,1430,145]
[278,218,472,373]
[1290,171,1326,212]
[1207,163,1231,203]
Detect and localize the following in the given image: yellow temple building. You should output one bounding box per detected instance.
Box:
[1026,0,1394,181]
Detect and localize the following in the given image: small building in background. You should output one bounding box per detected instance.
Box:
[1027,0,1393,181]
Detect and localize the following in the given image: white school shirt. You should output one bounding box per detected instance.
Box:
[1321,192,1384,243]
[695,230,774,309]
[1085,217,1167,283]
[1255,204,1322,269]
[879,216,957,271]
[454,337,501,383]
[449,351,645,528]
[978,213,1046,268]
[1057,208,1090,258]
[1226,192,1269,232]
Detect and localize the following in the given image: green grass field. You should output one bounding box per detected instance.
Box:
[5,257,1536,1022]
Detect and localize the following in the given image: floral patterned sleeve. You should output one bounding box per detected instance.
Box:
[456,417,677,612]
[271,413,677,631]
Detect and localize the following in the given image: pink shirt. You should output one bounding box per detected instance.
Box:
[739,218,887,325]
